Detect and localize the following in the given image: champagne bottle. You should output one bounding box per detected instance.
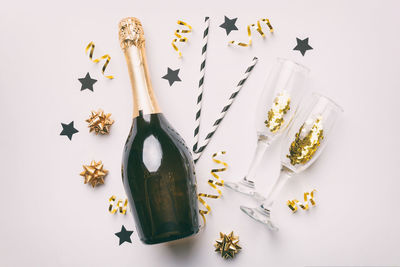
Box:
[119,17,199,244]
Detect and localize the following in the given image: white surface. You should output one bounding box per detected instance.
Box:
[1,0,399,266]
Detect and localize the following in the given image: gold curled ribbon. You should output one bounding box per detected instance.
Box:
[172,20,192,57]
[198,151,228,225]
[229,18,273,47]
[287,189,317,212]
[108,195,128,214]
[85,41,114,79]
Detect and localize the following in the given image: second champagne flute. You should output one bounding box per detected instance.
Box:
[225,58,309,201]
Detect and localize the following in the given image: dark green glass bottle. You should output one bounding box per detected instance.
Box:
[119,17,199,244]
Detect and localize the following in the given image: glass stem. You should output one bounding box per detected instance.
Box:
[243,135,271,183]
[260,166,293,209]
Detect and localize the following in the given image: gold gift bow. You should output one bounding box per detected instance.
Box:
[108,195,128,214]
[229,18,273,47]
[172,20,193,57]
[287,189,317,212]
[198,151,228,225]
[85,41,114,79]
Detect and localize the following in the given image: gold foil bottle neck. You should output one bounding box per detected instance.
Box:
[118,17,145,50]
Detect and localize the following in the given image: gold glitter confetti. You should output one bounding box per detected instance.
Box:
[171,20,192,57]
[214,231,241,259]
[229,18,273,47]
[86,109,114,135]
[287,189,317,212]
[80,160,108,187]
[85,41,114,79]
[265,92,291,133]
[198,151,227,225]
[109,195,128,215]
[287,117,324,165]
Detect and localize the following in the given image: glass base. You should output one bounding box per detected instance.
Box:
[240,205,278,231]
[224,179,266,203]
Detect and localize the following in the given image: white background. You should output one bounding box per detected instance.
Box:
[1,0,399,266]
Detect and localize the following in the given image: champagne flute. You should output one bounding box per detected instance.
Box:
[225,58,309,201]
[240,93,343,230]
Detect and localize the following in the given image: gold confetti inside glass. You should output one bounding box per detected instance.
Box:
[240,93,343,230]
[225,58,309,201]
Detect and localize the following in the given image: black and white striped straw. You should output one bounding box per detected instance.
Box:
[193,16,210,155]
[193,56,259,163]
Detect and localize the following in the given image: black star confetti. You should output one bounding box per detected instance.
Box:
[78,72,97,91]
[115,225,133,245]
[162,67,181,86]
[219,16,238,35]
[60,121,79,140]
[293,37,313,56]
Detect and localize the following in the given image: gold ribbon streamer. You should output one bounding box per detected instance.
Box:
[287,189,317,212]
[198,151,228,225]
[229,18,274,47]
[85,41,114,79]
[172,20,193,57]
[108,195,128,214]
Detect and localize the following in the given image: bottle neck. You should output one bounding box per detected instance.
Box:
[124,45,161,118]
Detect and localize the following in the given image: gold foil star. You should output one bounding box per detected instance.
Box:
[80,160,108,187]
[214,231,241,259]
[86,109,114,135]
